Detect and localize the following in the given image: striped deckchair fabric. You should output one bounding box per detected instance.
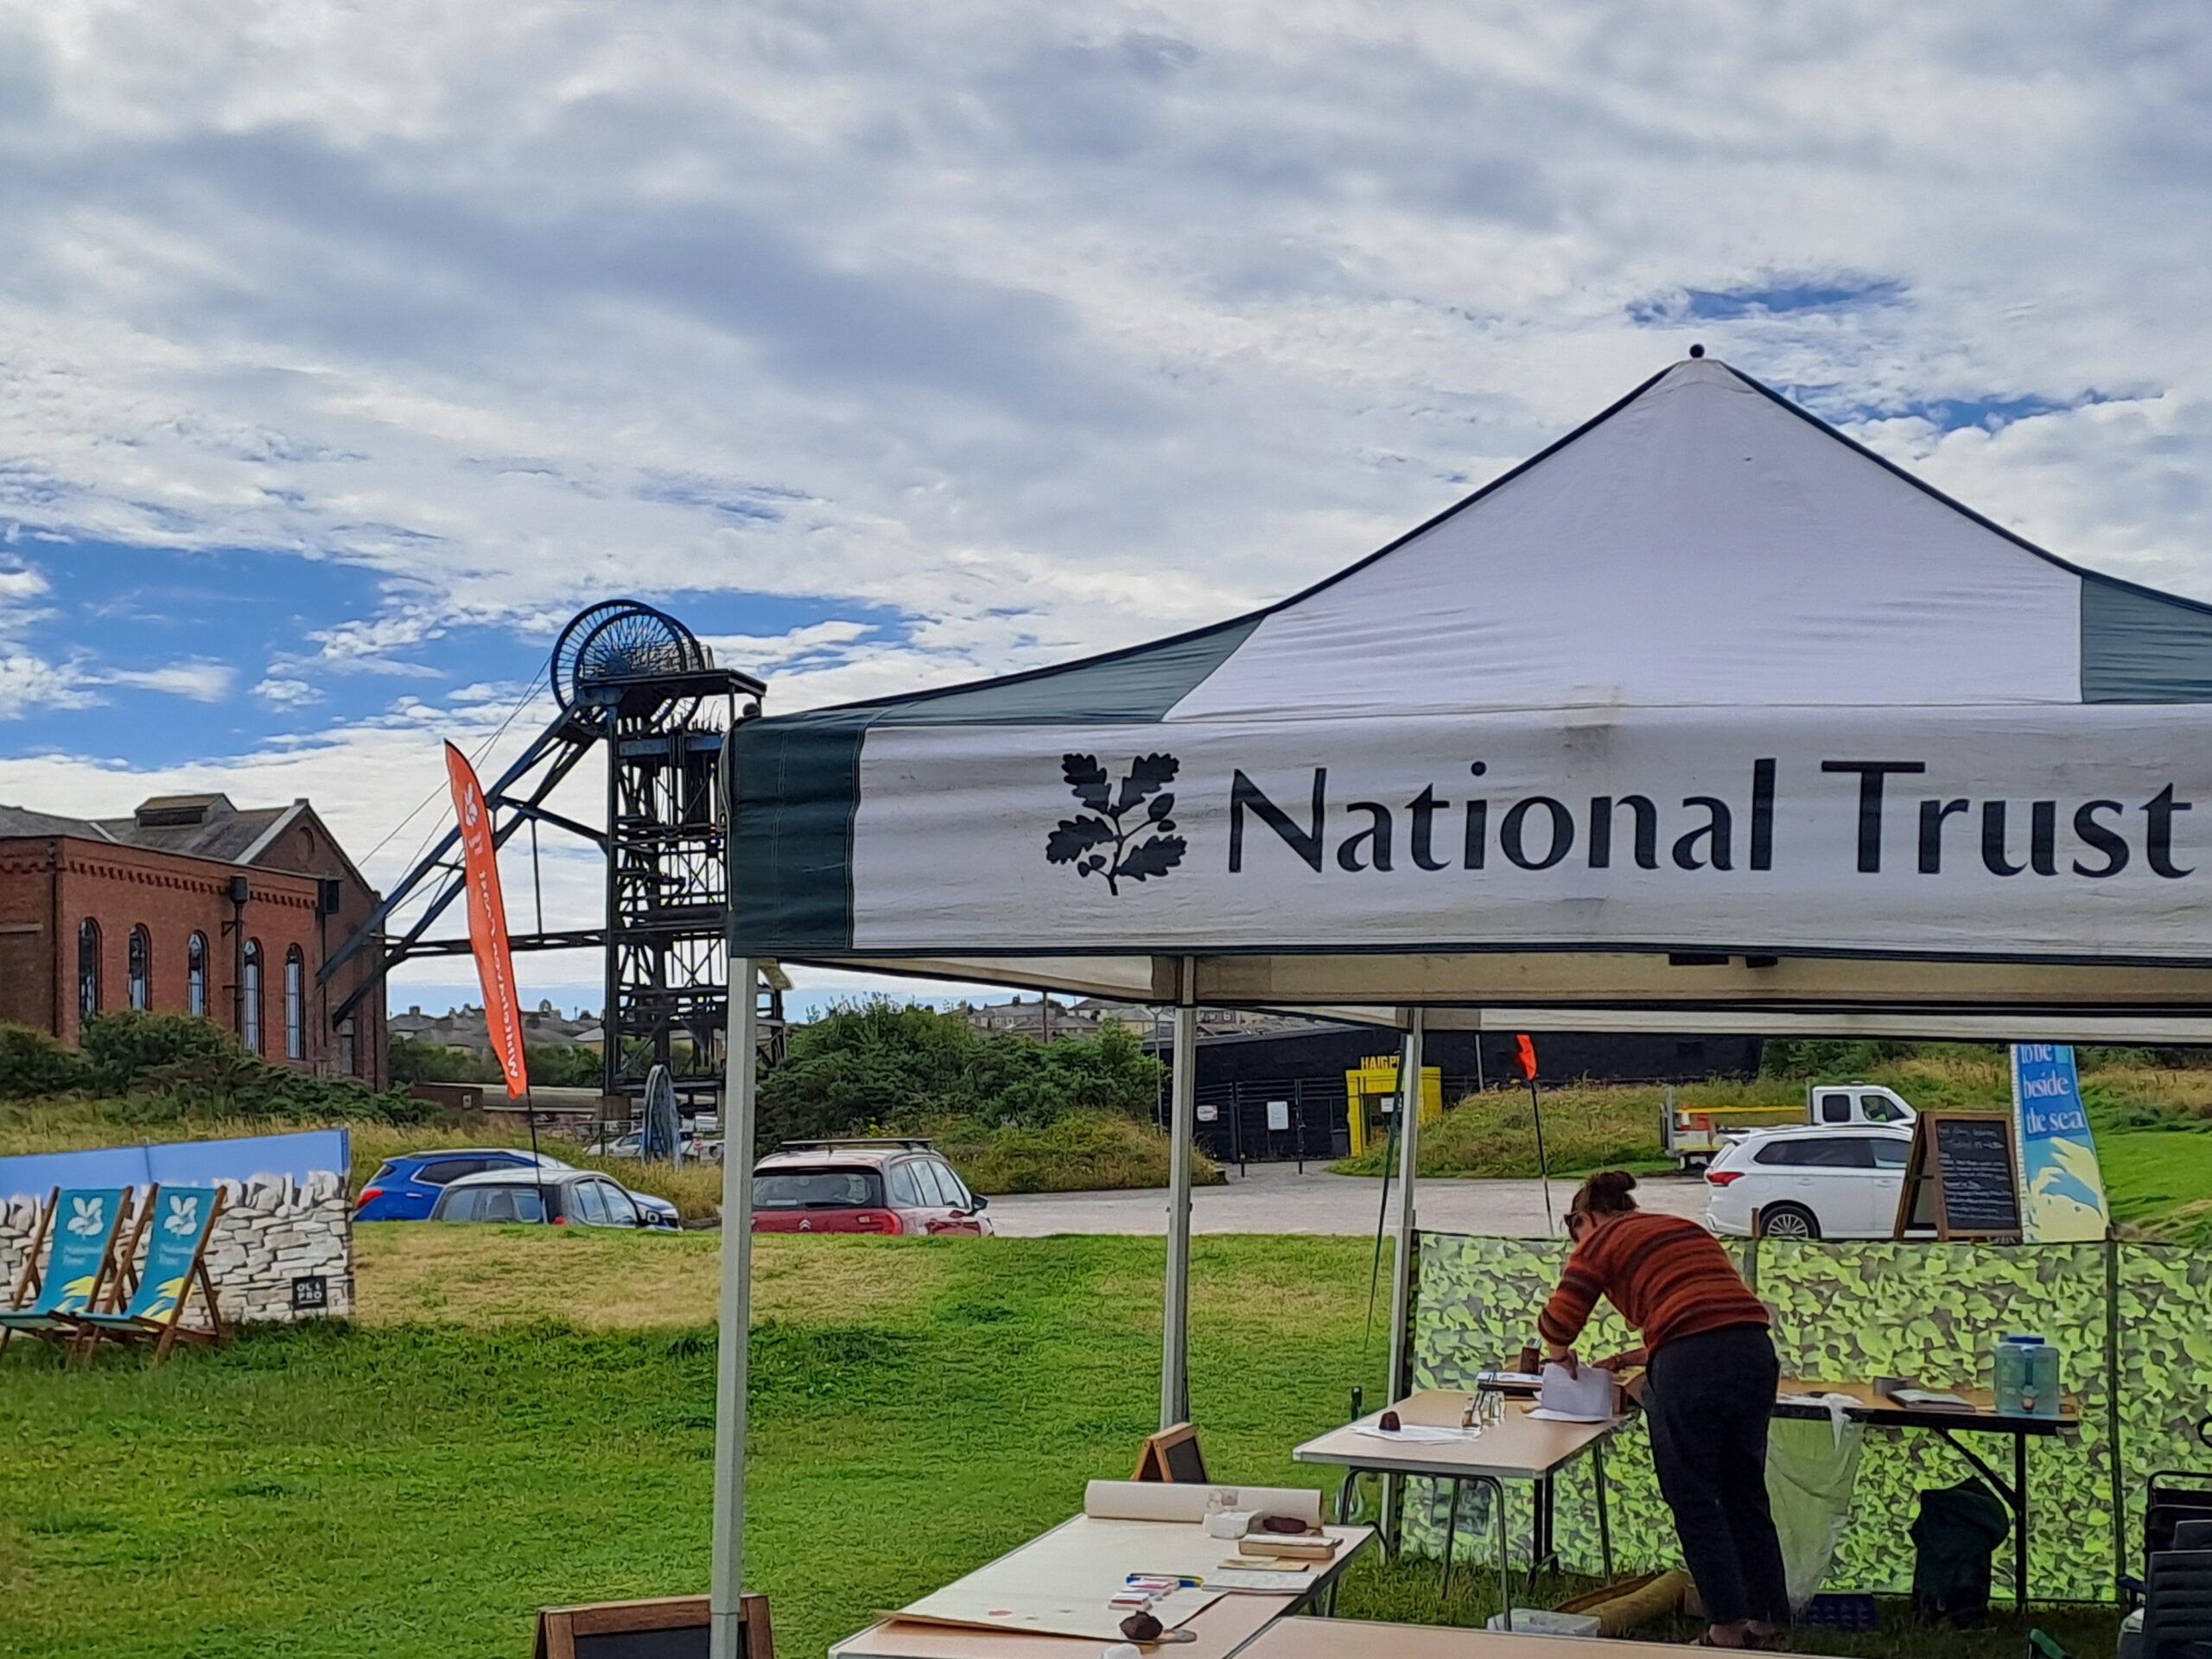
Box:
[67,1185,227,1364]
[0,1186,134,1352]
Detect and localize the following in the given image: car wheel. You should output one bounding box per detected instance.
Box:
[1758,1204,1820,1241]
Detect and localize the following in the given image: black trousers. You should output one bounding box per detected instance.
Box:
[1644,1323,1791,1628]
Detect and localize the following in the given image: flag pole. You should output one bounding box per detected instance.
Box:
[1515,1033,1554,1236]
[1529,1071,1554,1236]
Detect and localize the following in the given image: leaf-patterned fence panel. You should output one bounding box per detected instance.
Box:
[2114,1243,2212,1584]
[1406,1233,1679,1579]
[1755,1239,2111,1600]
[1408,1231,2124,1601]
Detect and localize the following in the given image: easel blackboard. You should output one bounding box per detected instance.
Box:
[1132,1421,1208,1483]
[533,1595,772,1659]
[1892,1111,2023,1241]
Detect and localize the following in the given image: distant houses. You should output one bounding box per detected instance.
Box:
[390,1000,604,1058]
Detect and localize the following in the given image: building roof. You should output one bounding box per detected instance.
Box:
[0,804,118,840]
[0,794,322,873]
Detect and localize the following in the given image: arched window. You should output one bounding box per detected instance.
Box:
[284,946,305,1061]
[76,919,101,1019]
[241,940,264,1053]
[128,926,152,1010]
[187,934,207,1016]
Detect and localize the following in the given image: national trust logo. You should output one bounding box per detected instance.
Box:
[1045,753,1185,896]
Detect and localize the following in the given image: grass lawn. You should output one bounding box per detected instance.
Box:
[2,1228,2120,1659]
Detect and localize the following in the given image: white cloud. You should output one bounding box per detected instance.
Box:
[0,649,97,718]
[94,658,234,702]
[252,675,322,708]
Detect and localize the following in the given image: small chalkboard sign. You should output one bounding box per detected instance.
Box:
[1131,1421,1208,1483]
[1893,1111,2023,1241]
[532,1595,771,1659]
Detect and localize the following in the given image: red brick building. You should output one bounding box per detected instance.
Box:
[0,793,388,1087]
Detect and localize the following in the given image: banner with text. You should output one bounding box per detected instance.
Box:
[2011,1044,2110,1243]
[444,742,531,1100]
[842,706,2212,959]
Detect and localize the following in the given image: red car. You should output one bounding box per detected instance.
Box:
[749,1138,993,1236]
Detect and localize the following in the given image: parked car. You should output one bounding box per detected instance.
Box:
[428,1168,680,1230]
[355,1148,573,1220]
[750,1138,992,1236]
[1703,1124,1917,1240]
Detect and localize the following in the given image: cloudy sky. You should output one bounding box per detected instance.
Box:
[2,3,2209,1015]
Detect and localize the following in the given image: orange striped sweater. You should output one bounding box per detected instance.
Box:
[1537,1211,1768,1356]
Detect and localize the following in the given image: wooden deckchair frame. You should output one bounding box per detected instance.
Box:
[532,1593,772,1659]
[2,1185,137,1356]
[69,1186,226,1365]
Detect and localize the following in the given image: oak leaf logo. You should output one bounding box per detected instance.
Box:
[1046,753,1185,896]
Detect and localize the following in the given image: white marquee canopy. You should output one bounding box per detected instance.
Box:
[732,357,2212,1036]
[703,358,2212,1655]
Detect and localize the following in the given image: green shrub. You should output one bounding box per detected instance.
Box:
[925,1108,1218,1194]
[79,1011,237,1090]
[0,1022,89,1099]
[388,1036,501,1085]
[758,1000,1163,1147]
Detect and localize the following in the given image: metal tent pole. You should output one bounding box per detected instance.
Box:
[1386,1009,1426,1399]
[1161,964,1198,1429]
[1382,1009,1426,1530]
[709,961,759,1659]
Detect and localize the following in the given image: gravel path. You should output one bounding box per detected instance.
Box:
[983,1161,1707,1238]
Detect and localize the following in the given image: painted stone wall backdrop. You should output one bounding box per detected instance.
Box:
[1412,1231,2212,1603]
[0,1173,353,1327]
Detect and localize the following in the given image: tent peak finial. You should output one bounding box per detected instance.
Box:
[1688,342,1706,359]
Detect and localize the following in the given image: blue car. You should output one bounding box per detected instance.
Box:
[354,1148,574,1221]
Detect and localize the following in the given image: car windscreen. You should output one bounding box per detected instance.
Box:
[440,1184,549,1223]
[753,1168,885,1210]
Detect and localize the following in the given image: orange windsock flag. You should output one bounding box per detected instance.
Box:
[444,742,531,1100]
[1514,1033,1539,1082]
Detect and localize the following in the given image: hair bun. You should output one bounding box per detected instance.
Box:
[1591,1170,1637,1198]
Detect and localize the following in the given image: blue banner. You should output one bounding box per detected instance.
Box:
[2011,1044,2109,1242]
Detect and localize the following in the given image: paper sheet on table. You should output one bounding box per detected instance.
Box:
[1084,1480,1322,1528]
[893,1586,1223,1643]
[1538,1361,1617,1421]
[1207,1569,1316,1593]
[1352,1424,1483,1445]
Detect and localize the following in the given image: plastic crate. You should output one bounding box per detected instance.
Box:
[1802,1594,1878,1630]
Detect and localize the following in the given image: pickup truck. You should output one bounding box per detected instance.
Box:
[1662,1082,1916,1169]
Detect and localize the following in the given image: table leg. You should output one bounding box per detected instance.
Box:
[1483,1477,1511,1630]
[2015,1431,2030,1612]
[1595,1439,1615,1582]
[1439,1478,1462,1602]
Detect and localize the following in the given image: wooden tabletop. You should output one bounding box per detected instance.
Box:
[1294,1391,1622,1482]
[832,1514,1373,1659]
[1774,1378,2082,1433]
[1243,1617,1852,1659]
[836,1593,1281,1659]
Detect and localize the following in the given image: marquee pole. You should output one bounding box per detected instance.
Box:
[709,960,759,1659]
[1382,1008,1425,1525]
[1161,963,1197,1429]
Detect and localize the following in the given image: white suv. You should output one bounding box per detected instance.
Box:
[1704,1124,1916,1240]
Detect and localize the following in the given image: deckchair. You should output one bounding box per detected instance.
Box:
[67,1185,226,1363]
[0,1185,134,1354]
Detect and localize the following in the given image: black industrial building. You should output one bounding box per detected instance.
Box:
[1144,1025,1763,1165]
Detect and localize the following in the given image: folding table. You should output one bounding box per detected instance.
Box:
[1772,1378,2081,1609]
[1292,1391,1622,1626]
[830,1511,1375,1659]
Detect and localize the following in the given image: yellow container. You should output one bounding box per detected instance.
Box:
[1344,1058,1444,1156]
